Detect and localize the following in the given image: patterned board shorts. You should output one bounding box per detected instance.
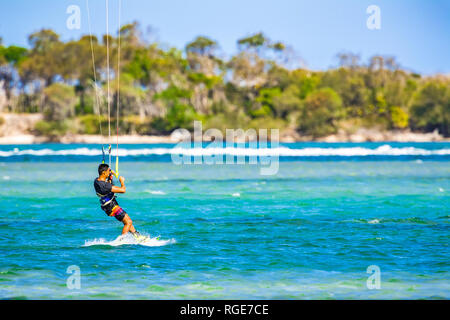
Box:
[110,205,126,222]
[101,198,127,222]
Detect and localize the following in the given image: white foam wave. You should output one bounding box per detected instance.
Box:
[1,145,449,157]
[145,190,166,195]
[83,233,176,247]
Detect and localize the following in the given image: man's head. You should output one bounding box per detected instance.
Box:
[98,163,110,178]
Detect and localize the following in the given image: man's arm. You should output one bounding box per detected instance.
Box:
[111,176,126,193]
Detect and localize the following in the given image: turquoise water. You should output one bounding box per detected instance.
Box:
[0,142,449,299]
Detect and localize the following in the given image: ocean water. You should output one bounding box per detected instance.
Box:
[0,142,449,299]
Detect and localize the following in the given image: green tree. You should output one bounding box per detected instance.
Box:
[299,88,343,137]
[19,29,62,86]
[252,87,281,118]
[289,69,320,99]
[273,85,302,118]
[389,106,409,129]
[43,83,77,121]
[151,86,199,132]
[186,36,218,56]
[238,32,268,51]
[0,45,28,65]
[410,80,450,136]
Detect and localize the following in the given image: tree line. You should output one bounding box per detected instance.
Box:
[0,23,448,138]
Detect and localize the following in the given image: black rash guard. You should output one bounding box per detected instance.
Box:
[93,178,126,221]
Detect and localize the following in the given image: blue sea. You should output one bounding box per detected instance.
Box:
[0,142,449,299]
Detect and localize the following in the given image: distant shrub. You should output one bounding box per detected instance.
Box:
[204,110,250,134]
[77,115,108,135]
[121,115,153,135]
[77,115,156,135]
[246,117,288,132]
[410,81,450,136]
[390,106,409,129]
[298,88,344,138]
[151,104,202,134]
[43,83,77,121]
[34,120,69,137]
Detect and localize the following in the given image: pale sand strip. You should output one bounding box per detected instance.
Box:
[0,131,448,145]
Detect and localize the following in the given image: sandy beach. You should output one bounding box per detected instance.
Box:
[0,131,448,145]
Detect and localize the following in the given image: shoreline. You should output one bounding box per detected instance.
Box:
[1,112,448,144]
[0,130,448,145]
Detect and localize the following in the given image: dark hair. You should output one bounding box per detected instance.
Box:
[98,163,109,175]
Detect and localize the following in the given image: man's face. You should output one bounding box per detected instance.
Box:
[103,168,111,177]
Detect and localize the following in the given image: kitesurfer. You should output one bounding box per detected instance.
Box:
[94,163,147,241]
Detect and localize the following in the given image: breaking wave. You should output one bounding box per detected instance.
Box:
[83,233,176,247]
[1,144,450,158]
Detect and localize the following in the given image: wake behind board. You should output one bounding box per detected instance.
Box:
[83,233,176,247]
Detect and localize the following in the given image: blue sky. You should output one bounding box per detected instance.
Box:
[0,0,449,74]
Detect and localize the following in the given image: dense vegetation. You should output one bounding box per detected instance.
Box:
[0,24,448,138]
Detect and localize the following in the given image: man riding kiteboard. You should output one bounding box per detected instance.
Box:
[94,163,148,242]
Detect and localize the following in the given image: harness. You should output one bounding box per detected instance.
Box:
[96,192,116,207]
